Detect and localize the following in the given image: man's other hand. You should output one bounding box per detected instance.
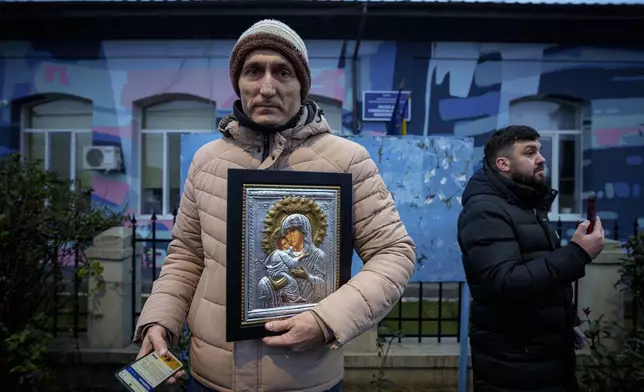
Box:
[574,326,588,350]
[262,311,324,351]
[136,324,186,384]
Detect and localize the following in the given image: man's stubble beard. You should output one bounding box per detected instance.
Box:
[510,168,546,190]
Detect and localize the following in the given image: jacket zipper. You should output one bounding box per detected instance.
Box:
[533,208,556,250]
[533,208,575,336]
[261,134,269,162]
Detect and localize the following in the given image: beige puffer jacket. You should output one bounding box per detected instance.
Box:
[134,102,416,392]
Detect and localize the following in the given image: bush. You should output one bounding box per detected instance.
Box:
[0,153,123,392]
[579,232,644,391]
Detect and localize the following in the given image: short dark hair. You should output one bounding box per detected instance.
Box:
[484,125,540,167]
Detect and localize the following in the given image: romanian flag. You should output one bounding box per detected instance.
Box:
[400,93,410,136]
[386,80,404,136]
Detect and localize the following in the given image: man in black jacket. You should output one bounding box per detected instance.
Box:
[458,125,605,392]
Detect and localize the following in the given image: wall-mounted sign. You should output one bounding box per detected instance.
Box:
[362,90,411,122]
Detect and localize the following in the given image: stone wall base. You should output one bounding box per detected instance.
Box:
[45,341,591,392]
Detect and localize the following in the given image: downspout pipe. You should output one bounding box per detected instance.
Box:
[352,3,368,134]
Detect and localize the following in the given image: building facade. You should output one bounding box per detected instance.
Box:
[1,1,643,251]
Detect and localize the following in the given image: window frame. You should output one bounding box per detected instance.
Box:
[137,95,218,221]
[309,94,344,135]
[20,96,94,191]
[509,96,587,223]
[21,129,93,191]
[539,129,584,222]
[138,129,212,220]
[21,127,93,191]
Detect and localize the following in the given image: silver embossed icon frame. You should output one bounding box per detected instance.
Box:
[226,168,353,342]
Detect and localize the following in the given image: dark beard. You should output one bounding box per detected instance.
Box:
[510,170,547,190]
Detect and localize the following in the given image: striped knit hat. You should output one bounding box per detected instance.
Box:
[230,19,311,101]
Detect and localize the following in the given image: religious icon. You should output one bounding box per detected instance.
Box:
[226,169,353,342]
[257,196,330,310]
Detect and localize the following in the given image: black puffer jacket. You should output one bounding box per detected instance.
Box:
[458,164,591,392]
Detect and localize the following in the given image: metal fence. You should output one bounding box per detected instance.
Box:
[53,213,642,340]
[49,245,88,337]
[130,211,176,334]
[379,281,465,343]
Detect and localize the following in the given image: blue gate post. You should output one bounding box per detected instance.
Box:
[458,283,471,392]
[180,133,474,391]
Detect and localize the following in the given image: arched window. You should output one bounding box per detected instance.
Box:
[510,96,587,218]
[22,96,93,189]
[139,94,217,216]
[311,95,343,135]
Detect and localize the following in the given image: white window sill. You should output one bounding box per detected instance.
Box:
[133,214,176,222]
[548,213,585,222]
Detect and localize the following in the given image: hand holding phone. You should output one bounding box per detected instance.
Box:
[571,192,605,260]
[117,325,185,391]
[115,349,184,392]
[586,192,597,234]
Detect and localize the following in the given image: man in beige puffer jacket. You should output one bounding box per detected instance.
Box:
[133,19,416,392]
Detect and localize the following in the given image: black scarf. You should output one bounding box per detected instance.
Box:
[232,100,313,135]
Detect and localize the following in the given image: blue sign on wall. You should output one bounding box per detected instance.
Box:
[362,90,412,122]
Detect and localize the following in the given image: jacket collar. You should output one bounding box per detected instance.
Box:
[482,160,558,210]
[218,99,331,152]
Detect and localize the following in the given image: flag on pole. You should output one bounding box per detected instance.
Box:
[400,92,410,136]
[386,80,404,136]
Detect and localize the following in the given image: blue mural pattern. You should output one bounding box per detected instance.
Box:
[0,40,642,251]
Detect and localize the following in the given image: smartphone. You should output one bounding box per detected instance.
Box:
[115,350,184,392]
[586,192,596,234]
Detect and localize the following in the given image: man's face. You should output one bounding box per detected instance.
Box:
[496,139,546,188]
[238,49,302,126]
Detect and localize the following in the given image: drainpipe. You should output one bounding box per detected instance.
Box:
[352,3,368,134]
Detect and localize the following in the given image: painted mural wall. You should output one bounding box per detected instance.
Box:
[1,39,643,268]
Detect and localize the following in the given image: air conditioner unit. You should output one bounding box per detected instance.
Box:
[82,145,123,172]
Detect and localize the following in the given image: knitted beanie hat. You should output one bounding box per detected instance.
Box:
[229,19,311,102]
